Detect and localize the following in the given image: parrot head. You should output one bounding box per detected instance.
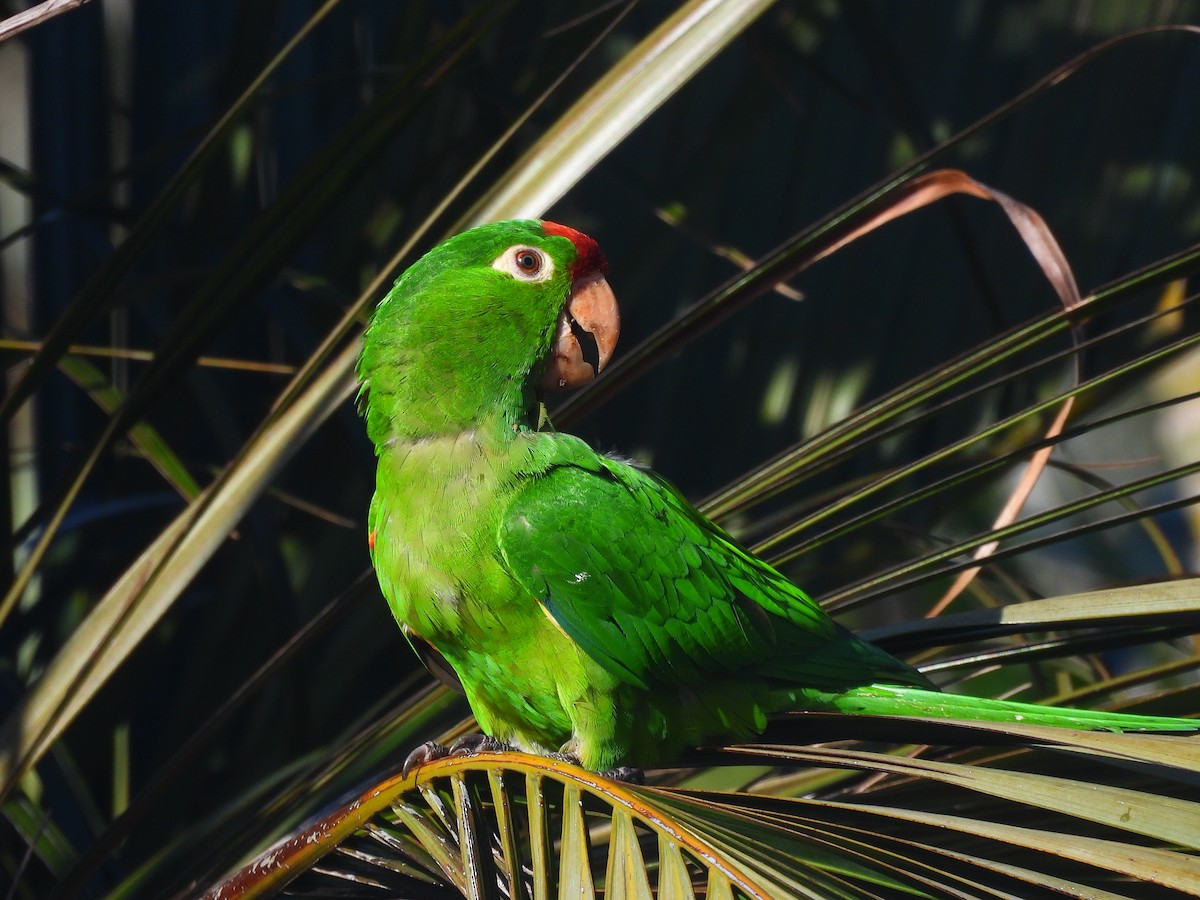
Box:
[358,219,619,443]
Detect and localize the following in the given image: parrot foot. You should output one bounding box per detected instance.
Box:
[402,740,450,778]
[598,766,645,784]
[448,733,513,756]
[550,749,645,784]
[402,734,513,778]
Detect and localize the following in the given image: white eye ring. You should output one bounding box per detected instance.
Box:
[492,245,554,282]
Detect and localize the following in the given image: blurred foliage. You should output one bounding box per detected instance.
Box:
[2,0,1200,896]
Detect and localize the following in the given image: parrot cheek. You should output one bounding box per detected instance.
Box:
[538,273,620,391]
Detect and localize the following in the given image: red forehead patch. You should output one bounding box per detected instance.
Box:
[542,220,608,277]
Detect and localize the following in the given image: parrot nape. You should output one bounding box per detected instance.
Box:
[357,219,1197,775]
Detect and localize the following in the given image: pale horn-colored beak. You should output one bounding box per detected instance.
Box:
[539,273,620,391]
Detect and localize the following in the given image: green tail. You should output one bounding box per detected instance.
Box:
[809,684,1199,733]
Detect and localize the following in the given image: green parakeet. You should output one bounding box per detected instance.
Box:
[358,219,1196,773]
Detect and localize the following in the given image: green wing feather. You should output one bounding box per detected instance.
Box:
[499,436,1198,739]
[498,437,930,698]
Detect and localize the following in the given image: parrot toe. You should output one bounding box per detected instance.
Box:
[402,740,450,777]
[548,749,645,783]
[448,733,513,756]
[598,766,645,784]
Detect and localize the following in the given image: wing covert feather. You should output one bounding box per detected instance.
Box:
[498,453,843,691]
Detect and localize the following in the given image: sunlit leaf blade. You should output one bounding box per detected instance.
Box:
[460,0,777,223]
[695,300,1077,527]
[394,799,465,894]
[812,799,1200,896]
[748,714,1200,785]
[864,578,1200,648]
[44,572,389,898]
[558,783,596,900]
[664,787,1179,895]
[0,347,356,796]
[670,790,1190,898]
[487,770,525,900]
[819,451,1200,609]
[527,773,550,900]
[0,793,77,882]
[605,808,654,900]
[654,800,911,899]
[723,744,1200,850]
[450,774,488,900]
[760,317,1200,563]
[657,833,698,900]
[56,354,202,502]
[1044,458,1185,576]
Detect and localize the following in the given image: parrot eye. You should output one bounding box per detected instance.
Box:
[515,249,541,274]
[492,245,554,282]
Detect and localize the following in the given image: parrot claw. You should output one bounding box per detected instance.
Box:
[448,733,512,757]
[403,735,514,778]
[550,750,644,783]
[599,766,645,784]
[402,740,450,778]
